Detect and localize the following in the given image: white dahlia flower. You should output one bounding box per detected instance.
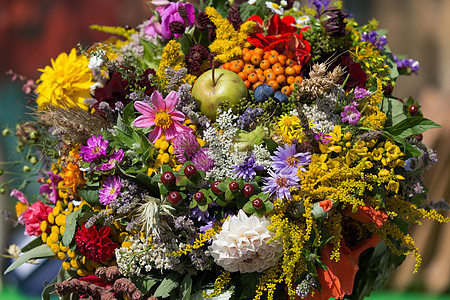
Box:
[209,210,283,273]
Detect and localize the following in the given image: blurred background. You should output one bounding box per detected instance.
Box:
[0,0,449,299]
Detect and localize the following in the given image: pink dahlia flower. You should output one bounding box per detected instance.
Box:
[133,90,192,143]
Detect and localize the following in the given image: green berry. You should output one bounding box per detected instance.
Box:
[22,165,31,173]
[2,128,10,136]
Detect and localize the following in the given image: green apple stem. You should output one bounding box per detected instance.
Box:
[211,60,216,87]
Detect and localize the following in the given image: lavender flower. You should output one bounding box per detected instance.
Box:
[262,169,300,201]
[272,144,311,174]
[97,149,124,171]
[354,86,371,99]
[237,107,263,130]
[80,135,108,162]
[232,154,265,181]
[361,31,387,49]
[295,274,316,298]
[191,148,215,172]
[99,176,122,205]
[39,171,63,204]
[341,105,361,125]
[173,131,200,163]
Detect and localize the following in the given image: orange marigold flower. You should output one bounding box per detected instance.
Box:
[63,162,85,193]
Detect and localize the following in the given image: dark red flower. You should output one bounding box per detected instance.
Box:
[246,15,311,66]
[334,56,367,91]
[74,223,119,263]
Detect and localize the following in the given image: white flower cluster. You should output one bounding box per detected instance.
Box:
[203,109,244,180]
[300,88,342,133]
[209,210,283,273]
[115,235,181,277]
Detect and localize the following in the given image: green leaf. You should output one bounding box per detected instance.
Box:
[263,138,279,155]
[381,45,399,81]
[122,102,135,126]
[153,273,180,298]
[380,97,406,127]
[385,117,441,139]
[4,244,55,274]
[78,187,100,205]
[21,237,44,252]
[115,127,136,148]
[239,273,261,299]
[132,277,158,294]
[179,275,193,300]
[243,201,256,214]
[62,205,88,247]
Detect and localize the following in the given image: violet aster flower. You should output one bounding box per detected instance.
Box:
[262,169,300,201]
[353,86,371,99]
[160,2,195,39]
[393,54,419,74]
[232,154,265,181]
[173,131,200,163]
[272,144,312,174]
[99,176,122,205]
[341,105,361,125]
[97,149,124,171]
[80,135,108,162]
[39,171,63,204]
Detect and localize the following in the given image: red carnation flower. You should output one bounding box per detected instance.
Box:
[74,223,119,263]
[23,200,53,236]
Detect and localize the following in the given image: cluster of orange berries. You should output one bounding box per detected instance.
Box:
[223,47,303,96]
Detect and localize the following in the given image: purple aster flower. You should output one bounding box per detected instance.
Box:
[99,176,122,205]
[39,171,63,204]
[262,169,300,201]
[80,135,108,163]
[173,131,200,163]
[341,105,361,125]
[361,31,387,49]
[272,144,311,174]
[354,86,371,99]
[191,148,215,172]
[232,154,265,181]
[97,149,124,171]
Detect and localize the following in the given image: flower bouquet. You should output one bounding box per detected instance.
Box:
[2,0,449,299]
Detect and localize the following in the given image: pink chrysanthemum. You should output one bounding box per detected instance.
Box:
[133,91,192,143]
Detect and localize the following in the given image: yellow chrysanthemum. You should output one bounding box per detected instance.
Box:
[36,48,93,111]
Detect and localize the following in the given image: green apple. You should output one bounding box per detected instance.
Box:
[192,68,247,121]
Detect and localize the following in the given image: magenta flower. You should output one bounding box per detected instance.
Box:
[80,135,109,162]
[341,105,361,125]
[39,171,63,204]
[97,149,124,171]
[160,2,195,38]
[99,176,122,205]
[353,86,371,99]
[133,91,192,143]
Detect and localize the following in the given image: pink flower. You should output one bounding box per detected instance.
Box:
[23,200,53,236]
[10,189,29,224]
[133,91,192,143]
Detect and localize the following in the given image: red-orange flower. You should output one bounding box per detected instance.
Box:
[319,199,333,212]
[343,205,388,228]
[246,14,311,66]
[74,223,119,263]
[297,235,380,300]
